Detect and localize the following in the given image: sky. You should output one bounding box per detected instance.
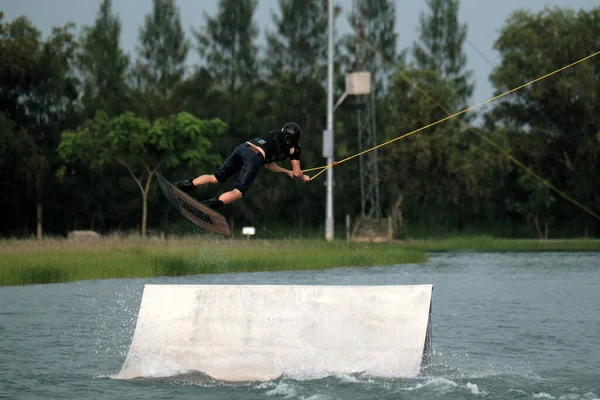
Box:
[1,0,598,108]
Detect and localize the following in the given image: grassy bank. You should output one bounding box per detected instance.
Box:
[1,236,599,287]
[0,237,426,286]
[405,236,600,252]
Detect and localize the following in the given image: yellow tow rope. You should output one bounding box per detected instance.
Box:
[303,50,600,220]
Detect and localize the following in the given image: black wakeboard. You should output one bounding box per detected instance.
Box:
[156,172,231,237]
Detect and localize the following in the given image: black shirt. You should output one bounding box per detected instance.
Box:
[249,130,301,163]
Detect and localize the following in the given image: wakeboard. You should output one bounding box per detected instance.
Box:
[156,172,231,237]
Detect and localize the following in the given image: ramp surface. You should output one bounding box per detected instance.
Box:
[118,284,433,381]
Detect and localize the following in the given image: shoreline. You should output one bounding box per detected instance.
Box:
[1,236,599,287]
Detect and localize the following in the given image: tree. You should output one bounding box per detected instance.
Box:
[67,0,131,232]
[78,0,129,117]
[336,0,398,226]
[0,13,81,236]
[489,7,600,236]
[413,0,473,110]
[376,0,478,236]
[382,68,463,235]
[251,0,341,231]
[506,174,555,239]
[0,113,47,236]
[0,14,79,131]
[0,12,41,122]
[173,67,228,121]
[58,112,227,236]
[195,0,259,132]
[263,0,334,136]
[0,14,46,235]
[382,63,511,237]
[265,0,332,82]
[345,0,397,93]
[133,0,189,119]
[29,23,81,237]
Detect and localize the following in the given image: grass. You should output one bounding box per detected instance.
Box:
[403,235,600,252]
[1,235,598,287]
[0,237,426,286]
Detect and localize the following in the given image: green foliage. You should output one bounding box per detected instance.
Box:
[377,0,510,237]
[0,114,46,191]
[383,70,453,229]
[196,0,259,87]
[489,6,600,236]
[29,23,80,129]
[265,0,334,81]
[194,0,260,150]
[0,113,48,232]
[0,12,81,236]
[58,112,227,235]
[505,174,555,239]
[78,0,129,117]
[133,0,189,119]
[59,112,226,171]
[1,3,599,239]
[172,67,227,121]
[150,113,226,170]
[0,13,42,120]
[0,13,79,126]
[413,0,474,110]
[344,0,397,92]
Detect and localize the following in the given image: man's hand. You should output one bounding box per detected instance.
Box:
[293,173,310,183]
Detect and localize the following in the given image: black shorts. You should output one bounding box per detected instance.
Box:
[214,143,264,195]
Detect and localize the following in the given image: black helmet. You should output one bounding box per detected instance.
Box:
[281,122,301,141]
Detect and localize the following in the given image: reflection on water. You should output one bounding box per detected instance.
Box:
[0,252,599,399]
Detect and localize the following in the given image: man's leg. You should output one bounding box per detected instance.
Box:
[200,188,242,210]
[175,174,218,193]
[192,174,219,186]
[218,189,243,204]
[176,146,242,193]
[201,145,263,210]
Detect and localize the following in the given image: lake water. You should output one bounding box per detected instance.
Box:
[1,252,599,399]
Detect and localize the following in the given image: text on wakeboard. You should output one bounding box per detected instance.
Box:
[177,197,213,225]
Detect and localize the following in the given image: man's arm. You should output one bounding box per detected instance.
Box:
[264,161,310,183]
[288,145,309,183]
[290,160,310,183]
[264,162,293,179]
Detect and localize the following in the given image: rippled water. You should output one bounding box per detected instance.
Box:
[1,252,599,399]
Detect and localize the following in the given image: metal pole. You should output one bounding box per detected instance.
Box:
[325,0,334,241]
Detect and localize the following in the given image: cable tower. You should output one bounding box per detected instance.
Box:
[352,0,381,220]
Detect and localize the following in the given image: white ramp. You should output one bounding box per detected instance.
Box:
[118,284,433,381]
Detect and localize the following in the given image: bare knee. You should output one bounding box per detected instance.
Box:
[193,174,219,186]
[218,189,243,204]
[231,188,243,200]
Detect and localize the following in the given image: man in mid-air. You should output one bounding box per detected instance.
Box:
[176,122,310,209]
